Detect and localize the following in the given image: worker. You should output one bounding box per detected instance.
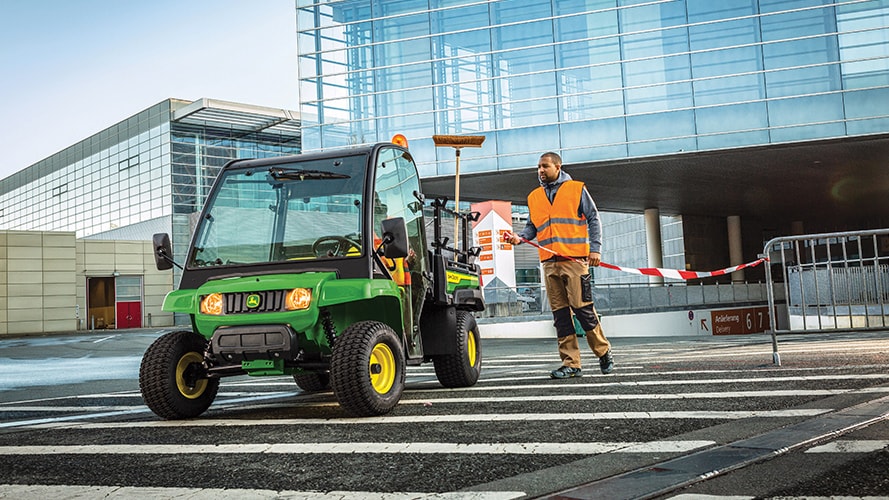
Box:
[507,152,614,378]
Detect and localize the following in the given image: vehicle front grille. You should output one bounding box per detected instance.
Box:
[224,290,286,314]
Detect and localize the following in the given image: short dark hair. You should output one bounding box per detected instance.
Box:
[540,152,562,166]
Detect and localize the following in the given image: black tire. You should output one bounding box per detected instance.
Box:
[330,321,405,416]
[293,372,331,392]
[139,330,219,419]
[433,310,482,388]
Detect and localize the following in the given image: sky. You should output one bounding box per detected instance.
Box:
[0,0,299,180]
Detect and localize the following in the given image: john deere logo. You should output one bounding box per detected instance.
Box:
[245,294,261,309]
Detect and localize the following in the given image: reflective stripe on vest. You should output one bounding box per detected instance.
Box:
[527,180,590,261]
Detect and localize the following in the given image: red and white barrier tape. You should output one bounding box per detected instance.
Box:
[596,259,767,280]
[503,231,767,280]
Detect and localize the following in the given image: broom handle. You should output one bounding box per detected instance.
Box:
[453,148,461,261]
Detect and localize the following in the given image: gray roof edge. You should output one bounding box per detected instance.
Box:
[171,97,301,122]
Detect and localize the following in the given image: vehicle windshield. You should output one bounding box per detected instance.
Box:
[188,154,368,268]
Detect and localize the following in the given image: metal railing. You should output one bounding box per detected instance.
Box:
[763,228,889,364]
[478,280,772,320]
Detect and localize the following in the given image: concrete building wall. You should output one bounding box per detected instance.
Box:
[1,231,77,335]
[74,240,175,331]
[0,232,6,335]
[0,231,174,336]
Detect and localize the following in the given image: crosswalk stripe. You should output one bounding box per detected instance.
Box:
[0,406,144,412]
[458,374,889,391]
[667,495,754,499]
[668,498,889,500]
[237,387,889,411]
[0,484,525,499]
[399,387,889,404]
[26,409,831,430]
[0,440,716,455]
[625,343,889,363]
[7,388,888,414]
[805,440,889,453]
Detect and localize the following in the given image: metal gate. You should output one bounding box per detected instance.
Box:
[763,228,889,364]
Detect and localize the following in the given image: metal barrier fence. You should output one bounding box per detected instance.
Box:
[763,228,889,364]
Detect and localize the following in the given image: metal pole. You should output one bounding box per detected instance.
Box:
[453,149,461,259]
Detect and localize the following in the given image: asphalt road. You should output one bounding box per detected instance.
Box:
[0,328,887,499]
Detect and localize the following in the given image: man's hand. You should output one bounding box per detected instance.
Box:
[588,252,601,267]
[506,233,522,245]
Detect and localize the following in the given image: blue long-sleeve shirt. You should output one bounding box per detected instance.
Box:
[518,170,602,254]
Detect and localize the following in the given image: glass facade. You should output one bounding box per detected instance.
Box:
[297,0,889,284]
[0,99,301,269]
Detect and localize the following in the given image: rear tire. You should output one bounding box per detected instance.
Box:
[433,310,482,387]
[330,321,405,416]
[139,330,219,419]
[294,372,331,392]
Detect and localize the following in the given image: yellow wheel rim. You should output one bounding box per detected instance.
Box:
[467,329,477,367]
[176,352,207,399]
[369,342,396,394]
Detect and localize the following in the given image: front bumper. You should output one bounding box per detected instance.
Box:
[210,324,299,364]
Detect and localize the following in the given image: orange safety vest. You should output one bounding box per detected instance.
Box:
[527,180,590,261]
[374,234,411,286]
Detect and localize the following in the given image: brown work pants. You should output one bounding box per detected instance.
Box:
[543,258,611,369]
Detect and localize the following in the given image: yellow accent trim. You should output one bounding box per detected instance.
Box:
[176,352,208,399]
[369,342,396,394]
[467,328,477,367]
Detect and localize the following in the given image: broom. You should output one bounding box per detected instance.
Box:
[432,135,486,259]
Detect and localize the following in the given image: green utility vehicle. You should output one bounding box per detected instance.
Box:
[140,142,484,419]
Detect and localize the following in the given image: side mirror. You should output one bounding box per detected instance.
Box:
[153,233,174,270]
[380,217,409,259]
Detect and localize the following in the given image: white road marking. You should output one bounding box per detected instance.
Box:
[0,440,715,455]
[7,388,886,414]
[667,495,754,499]
[0,406,144,412]
[0,392,300,429]
[26,409,831,430]
[457,374,889,392]
[233,387,889,411]
[2,359,883,428]
[639,341,889,360]
[805,440,889,453]
[668,497,889,500]
[0,484,525,499]
[398,387,889,404]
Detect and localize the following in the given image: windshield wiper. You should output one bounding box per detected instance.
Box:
[269,167,350,180]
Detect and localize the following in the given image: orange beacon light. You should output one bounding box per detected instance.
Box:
[391,134,408,148]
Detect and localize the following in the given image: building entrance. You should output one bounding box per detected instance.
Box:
[87,276,143,329]
[87,277,115,329]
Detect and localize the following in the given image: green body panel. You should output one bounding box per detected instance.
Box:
[446,269,479,293]
[162,272,405,353]
[163,289,197,312]
[243,359,286,376]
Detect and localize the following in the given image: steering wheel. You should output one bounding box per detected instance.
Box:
[312,235,361,257]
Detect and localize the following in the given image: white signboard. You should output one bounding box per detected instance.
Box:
[471,200,515,288]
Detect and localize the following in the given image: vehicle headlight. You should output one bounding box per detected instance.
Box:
[285,288,312,310]
[200,292,224,315]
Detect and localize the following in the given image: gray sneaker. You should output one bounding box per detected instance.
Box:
[599,350,614,374]
[550,366,582,379]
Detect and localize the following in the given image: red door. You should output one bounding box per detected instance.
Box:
[116,301,142,329]
[115,276,143,329]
